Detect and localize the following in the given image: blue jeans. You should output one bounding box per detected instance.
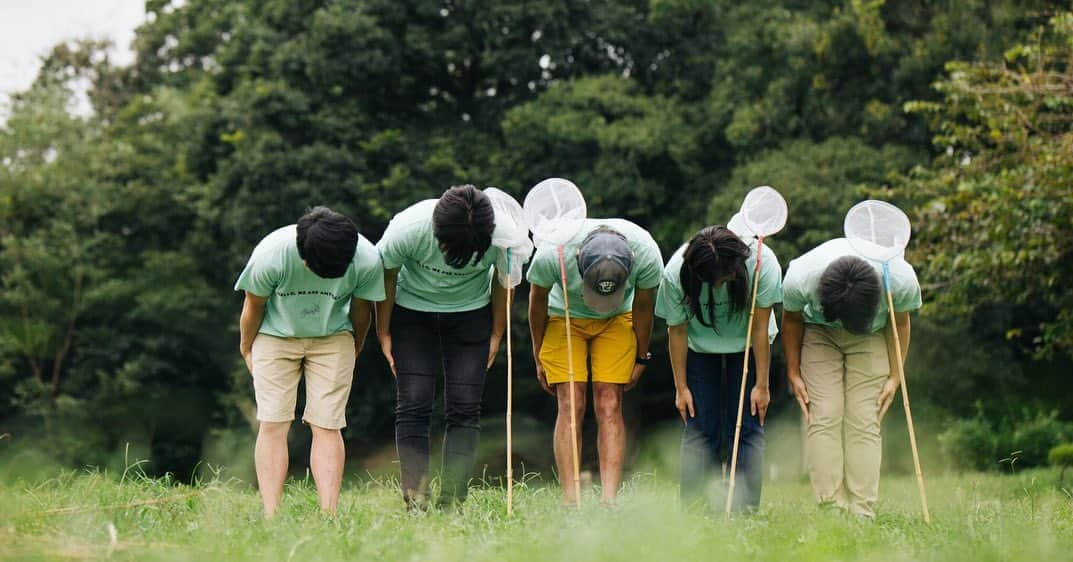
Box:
[680,350,765,512]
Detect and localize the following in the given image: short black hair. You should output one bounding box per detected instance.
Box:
[432,185,495,268]
[818,255,881,335]
[296,206,359,278]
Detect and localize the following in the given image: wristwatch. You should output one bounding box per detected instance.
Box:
[636,352,652,366]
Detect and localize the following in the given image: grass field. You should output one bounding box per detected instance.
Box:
[2,466,1071,562]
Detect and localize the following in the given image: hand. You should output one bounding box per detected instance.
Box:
[487,334,503,370]
[877,375,899,420]
[535,362,554,396]
[788,371,810,422]
[241,348,253,376]
[624,363,646,391]
[675,386,695,424]
[354,336,365,360]
[378,333,396,377]
[750,385,770,426]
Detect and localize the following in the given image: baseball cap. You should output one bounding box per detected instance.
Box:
[577,228,633,315]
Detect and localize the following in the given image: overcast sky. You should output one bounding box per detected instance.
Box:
[0,0,146,97]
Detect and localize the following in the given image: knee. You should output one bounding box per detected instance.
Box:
[557,392,586,421]
[681,424,711,448]
[592,382,622,418]
[445,401,481,426]
[807,405,842,432]
[259,421,290,438]
[395,389,434,419]
[594,395,622,424]
[844,411,880,438]
[396,402,433,423]
[308,424,342,437]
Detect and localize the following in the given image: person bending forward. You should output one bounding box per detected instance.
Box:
[656,226,782,513]
[375,185,515,510]
[236,207,385,518]
[781,238,921,519]
[528,219,663,508]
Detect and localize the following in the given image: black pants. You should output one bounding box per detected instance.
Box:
[391,304,490,505]
[680,350,765,513]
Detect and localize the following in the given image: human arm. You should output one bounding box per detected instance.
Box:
[668,322,693,423]
[528,284,553,395]
[782,309,809,421]
[239,292,268,375]
[877,311,911,419]
[626,287,656,391]
[749,306,772,426]
[488,276,508,369]
[349,297,373,358]
[374,268,399,376]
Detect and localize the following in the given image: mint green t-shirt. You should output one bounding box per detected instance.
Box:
[782,238,922,333]
[656,238,783,353]
[526,218,663,319]
[376,199,503,313]
[234,225,386,338]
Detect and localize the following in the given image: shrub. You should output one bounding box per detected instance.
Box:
[939,409,1073,472]
[1050,444,1073,485]
[938,416,997,472]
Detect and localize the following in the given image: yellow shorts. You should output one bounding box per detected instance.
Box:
[251,332,356,429]
[539,313,636,384]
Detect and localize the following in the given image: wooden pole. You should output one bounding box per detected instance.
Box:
[883,264,931,524]
[558,246,582,508]
[726,236,764,514]
[506,281,514,516]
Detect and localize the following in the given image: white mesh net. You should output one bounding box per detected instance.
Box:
[523,178,587,247]
[844,200,911,262]
[727,212,754,238]
[485,187,533,288]
[740,185,788,237]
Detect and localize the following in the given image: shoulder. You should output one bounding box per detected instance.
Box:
[602,218,660,255]
[609,218,655,241]
[530,243,559,266]
[250,225,297,262]
[661,244,686,286]
[354,234,380,265]
[664,244,686,272]
[785,239,832,287]
[888,255,920,284]
[384,200,437,235]
[789,239,845,269]
[759,240,779,262]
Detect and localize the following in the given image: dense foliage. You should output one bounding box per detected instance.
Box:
[899,12,1073,359]
[1,0,1071,477]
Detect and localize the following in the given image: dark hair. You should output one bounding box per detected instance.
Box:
[432,185,495,268]
[818,256,881,334]
[679,226,750,333]
[295,206,359,278]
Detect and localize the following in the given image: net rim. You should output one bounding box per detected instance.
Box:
[740,185,788,237]
[843,199,912,262]
[523,177,587,246]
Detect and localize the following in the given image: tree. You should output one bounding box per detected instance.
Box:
[899,12,1073,358]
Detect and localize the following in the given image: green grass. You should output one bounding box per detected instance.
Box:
[1,468,1071,561]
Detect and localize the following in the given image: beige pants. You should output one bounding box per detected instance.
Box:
[252,332,356,429]
[802,324,889,518]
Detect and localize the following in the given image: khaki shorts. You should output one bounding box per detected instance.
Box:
[539,313,636,384]
[252,332,356,429]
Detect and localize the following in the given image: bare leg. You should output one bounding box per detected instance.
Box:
[593,382,625,507]
[554,382,587,506]
[310,424,346,515]
[255,421,291,519]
